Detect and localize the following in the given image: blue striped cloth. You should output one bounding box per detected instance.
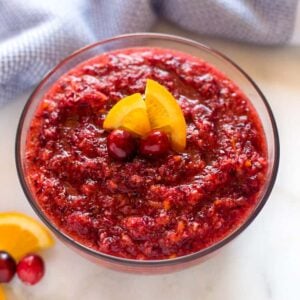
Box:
[0,0,298,106]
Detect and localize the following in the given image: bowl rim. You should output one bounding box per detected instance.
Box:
[15,32,280,267]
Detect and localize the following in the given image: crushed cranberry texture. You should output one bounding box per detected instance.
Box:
[25,48,267,259]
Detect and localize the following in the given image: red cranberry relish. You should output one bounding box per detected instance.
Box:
[25,48,267,259]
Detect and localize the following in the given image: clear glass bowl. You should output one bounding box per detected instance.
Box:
[16,33,279,273]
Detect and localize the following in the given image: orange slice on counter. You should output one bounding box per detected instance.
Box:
[103,93,151,137]
[0,286,5,300]
[145,79,186,152]
[0,212,55,260]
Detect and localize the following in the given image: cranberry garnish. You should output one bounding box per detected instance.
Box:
[107,129,136,160]
[140,130,170,158]
[17,254,45,285]
[0,251,16,283]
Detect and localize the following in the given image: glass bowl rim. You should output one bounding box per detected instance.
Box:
[15,32,280,267]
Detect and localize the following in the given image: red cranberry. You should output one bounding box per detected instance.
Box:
[0,251,16,283]
[17,254,45,285]
[107,129,136,160]
[140,130,170,158]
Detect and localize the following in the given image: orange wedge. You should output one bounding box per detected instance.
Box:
[103,93,151,137]
[145,79,187,152]
[0,212,55,260]
[0,286,5,300]
[120,108,151,136]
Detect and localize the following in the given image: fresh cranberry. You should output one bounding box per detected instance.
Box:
[0,251,16,283]
[107,129,136,160]
[17,254,45,285]
[140,130,170,158]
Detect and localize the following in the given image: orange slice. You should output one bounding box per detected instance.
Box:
[103,93,151,136]
[0,286,5,300]
[145,79,186,152]
[0,212,55,260]
[120,108,151,136]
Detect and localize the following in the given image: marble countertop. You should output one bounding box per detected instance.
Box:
[1,21,300,300]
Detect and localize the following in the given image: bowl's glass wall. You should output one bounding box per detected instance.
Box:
[16,34,279,272]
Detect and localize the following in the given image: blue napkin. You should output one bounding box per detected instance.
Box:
[0,0,298,106]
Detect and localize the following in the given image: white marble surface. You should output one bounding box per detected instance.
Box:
[1,21,300,300]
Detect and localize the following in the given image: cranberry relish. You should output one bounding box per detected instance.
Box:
[25,48,267,259]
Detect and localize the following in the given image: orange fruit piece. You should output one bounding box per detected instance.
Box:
[103,93,151,137]
[145,79,187,152]
[120,108,151,136]
[0,212,55,260]
[0,286,5,300]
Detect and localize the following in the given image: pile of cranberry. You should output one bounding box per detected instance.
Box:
[0,251,44,286]
[107,129,170,160]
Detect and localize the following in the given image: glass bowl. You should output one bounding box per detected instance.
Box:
[16,33,279,273]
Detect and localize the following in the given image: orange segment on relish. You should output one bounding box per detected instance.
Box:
[103,80,187,151]
[121,108,151,136]
[145,79,187,152]
[103,93,151,137]
[0,212,54,260]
